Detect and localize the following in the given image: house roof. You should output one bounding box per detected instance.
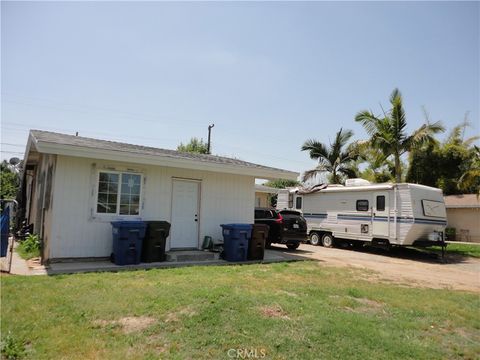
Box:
[444,194,480,209]
[26,130,298,180]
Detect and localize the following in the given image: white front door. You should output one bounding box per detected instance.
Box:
[170,179,200,249]
[372,192,389,238]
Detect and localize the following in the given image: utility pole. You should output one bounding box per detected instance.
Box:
[207,124,215,154]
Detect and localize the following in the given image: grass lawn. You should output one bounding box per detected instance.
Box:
[431,243,480,259]
[2,261,479,360]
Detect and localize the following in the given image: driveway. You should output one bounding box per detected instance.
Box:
[274,244,480,292]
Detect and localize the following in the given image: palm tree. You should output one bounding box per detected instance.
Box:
[355,88,444,183]
[301,128,358,184]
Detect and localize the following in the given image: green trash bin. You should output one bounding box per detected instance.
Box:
[141,221,171,263]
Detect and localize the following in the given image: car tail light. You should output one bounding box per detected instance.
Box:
[275,213,284,224]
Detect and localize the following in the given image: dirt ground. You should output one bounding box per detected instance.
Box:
[275,244,480,292]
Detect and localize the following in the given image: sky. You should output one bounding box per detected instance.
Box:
[1,1,479,178]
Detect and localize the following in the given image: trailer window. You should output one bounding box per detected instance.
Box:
[356,200,369,211]
[376,196,385,211]
[295,197,302,209]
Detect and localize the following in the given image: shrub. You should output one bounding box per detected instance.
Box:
[17,234,40,260]
[1,332,25,359]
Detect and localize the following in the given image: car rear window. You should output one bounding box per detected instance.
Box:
[255,209,275,219]
[279,210,302,218]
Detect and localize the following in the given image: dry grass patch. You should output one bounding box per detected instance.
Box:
[93,316,156,333]
[164,306,197,323]
[259,304,290,320]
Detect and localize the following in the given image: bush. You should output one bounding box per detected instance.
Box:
[17,234,40,260]
[445,227,456,241]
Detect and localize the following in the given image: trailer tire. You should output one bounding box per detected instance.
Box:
[309,232,321,246]
[322,233,334,248]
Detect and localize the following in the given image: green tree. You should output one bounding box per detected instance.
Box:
[406,119,479,194]
[262,179,301,208]
[301,128,358,184]
[1,160,20,200]
[355,89,444,182]
[458,146,480,196]
[263,179,300,189]
[177,138,209,154]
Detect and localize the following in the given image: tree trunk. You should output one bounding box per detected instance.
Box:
[394,153,401,183]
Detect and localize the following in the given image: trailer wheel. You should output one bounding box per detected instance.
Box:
[309,232,321,246]
[322,233,334,248]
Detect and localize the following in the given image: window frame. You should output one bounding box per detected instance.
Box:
[295,196,303,210]
[94,170,144,217]
[356,199,369,212]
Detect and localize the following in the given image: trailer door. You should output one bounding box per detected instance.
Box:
[372,192,389,238]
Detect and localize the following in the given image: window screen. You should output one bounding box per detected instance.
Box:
[356,200,369,211]
[376,196,385,211]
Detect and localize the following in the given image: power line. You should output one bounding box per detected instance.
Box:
[0,143,25,147]
[0,150,24,155]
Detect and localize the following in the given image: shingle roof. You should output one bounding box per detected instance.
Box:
[30,130,298,178]
[444,194,480,208]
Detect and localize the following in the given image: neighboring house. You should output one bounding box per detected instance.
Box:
[444,194,480,243]
[19,130,298,262]
[254,184,279,208]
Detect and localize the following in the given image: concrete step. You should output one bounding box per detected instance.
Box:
[166,250,220,262]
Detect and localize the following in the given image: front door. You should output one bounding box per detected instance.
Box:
[170,179,200,249]
[372,192,389,238]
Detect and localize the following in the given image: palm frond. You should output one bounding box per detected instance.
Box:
[301,163,332,182]
[337,164,358,179]
[301,139,330,161]
[405,120,445,151]
[463,135,480,147]
[330,128,354,163]
[354,111,381,137]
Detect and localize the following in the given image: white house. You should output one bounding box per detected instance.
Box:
[19,130,298,262]
[254,184,280,208]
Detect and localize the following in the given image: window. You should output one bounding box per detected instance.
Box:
[255,196,261,207]
[288,193,294,208]
[356,200,369,211]
[97,171,142,215]
[295,196,302,209]
[376,196,385,211]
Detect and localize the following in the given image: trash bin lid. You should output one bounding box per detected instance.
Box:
[111,221,146,228]
[220,224,252,230]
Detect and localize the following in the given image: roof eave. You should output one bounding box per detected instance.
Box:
[34,141,299,181]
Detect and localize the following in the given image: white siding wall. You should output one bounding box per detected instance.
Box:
[50,155,255,259]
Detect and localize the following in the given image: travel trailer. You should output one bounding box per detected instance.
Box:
[277,180,447,248]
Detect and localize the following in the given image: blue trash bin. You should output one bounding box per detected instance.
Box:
[1,205,10,258]
[221,224,252,262]
[111,221,146,265]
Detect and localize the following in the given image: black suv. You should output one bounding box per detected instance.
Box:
[254,208,307,250]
